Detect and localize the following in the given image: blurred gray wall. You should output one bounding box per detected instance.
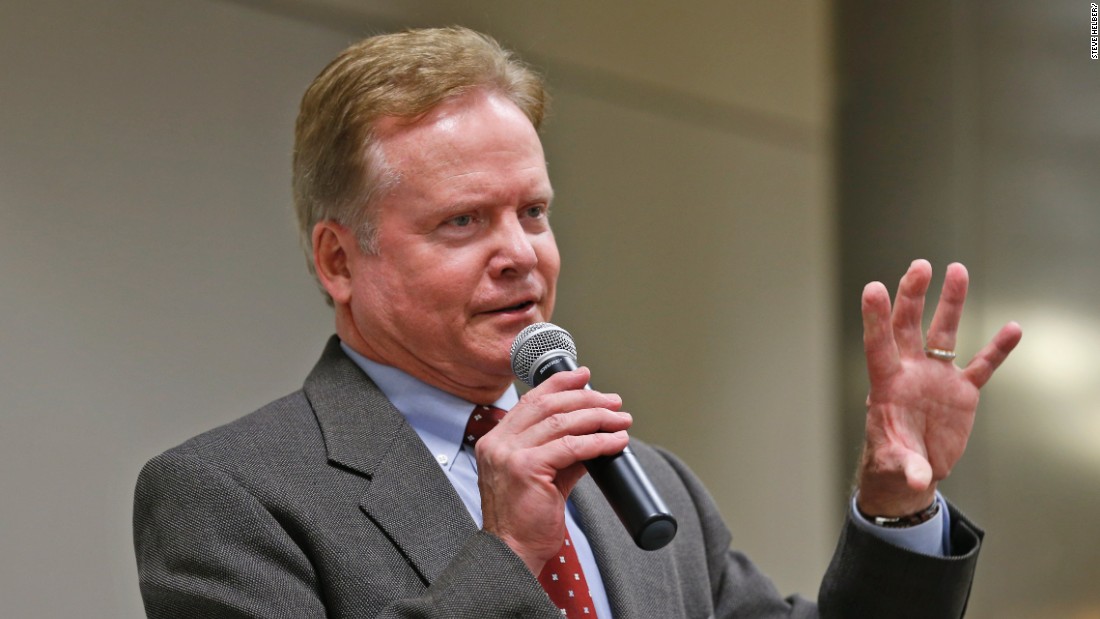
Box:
[0,1,836,616]
[837,1,1100,617]
[1,2,344,616]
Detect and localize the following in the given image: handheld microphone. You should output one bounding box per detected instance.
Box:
[510,322,677,551]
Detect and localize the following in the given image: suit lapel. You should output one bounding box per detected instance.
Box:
[303,336,478,585]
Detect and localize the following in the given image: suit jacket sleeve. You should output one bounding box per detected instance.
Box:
[650,446,983,619]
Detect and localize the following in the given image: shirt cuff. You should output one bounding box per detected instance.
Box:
[850,491,950,557]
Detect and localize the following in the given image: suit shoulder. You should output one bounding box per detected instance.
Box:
[146,390,323,473]
[626,439,695,483]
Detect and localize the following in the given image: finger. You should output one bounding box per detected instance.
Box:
[925,262,969,354]
[891,260,933,357]
[963,321,1023,388]
[507,388,623,432]
[505,370,621,431]
[529,366,593,395]
[862,281,901,383]
[538,430,631,472]
[520,407,633,448]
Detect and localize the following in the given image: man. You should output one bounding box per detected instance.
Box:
[133,27,1022,618]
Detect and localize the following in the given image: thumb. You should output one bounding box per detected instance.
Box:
[903,453,933,492]
[556,462,588,498]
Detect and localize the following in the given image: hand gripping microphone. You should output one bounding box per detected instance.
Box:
[510,322,677,551]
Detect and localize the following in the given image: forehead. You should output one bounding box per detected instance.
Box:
[373,90,549,188]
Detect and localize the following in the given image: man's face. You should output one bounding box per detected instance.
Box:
[344,89,559,396]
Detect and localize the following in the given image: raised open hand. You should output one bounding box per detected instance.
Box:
[856,260,1022,516]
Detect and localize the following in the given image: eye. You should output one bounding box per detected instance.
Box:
[523,204,548,219]
[449,214,474,227]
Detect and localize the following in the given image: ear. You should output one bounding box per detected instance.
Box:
[312,220,358,305]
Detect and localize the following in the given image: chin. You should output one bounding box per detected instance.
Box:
[472,353,515,382]
[468,334,517,371]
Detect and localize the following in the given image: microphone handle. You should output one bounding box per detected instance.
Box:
[531,355,677,551]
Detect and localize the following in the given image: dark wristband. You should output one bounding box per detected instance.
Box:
[859,497,940,528]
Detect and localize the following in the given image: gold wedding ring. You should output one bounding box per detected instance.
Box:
[924,347,957,361]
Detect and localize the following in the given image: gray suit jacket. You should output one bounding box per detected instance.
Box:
[134,336,983,618]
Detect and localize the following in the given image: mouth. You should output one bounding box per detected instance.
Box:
[484,300,536,315]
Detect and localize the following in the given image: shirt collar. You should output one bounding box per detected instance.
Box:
[340,341,519,471]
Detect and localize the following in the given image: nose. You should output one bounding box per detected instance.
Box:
[489,213,538,278]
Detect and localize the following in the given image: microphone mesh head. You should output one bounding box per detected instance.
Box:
[510,322,577,386]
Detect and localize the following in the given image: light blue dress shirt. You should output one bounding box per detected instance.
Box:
[340,341,949,618]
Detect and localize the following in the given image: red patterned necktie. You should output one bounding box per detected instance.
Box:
[464,405,600,617]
